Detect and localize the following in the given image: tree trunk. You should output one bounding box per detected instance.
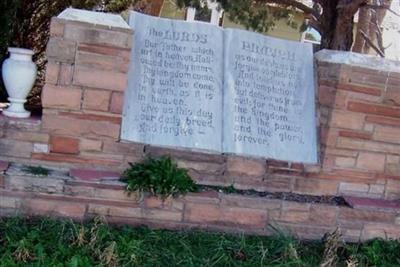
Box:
[353,6,371,52]
[318,0,367,51]
[353,0,391,55]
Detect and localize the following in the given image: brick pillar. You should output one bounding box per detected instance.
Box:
[315,50,400,200]
[37,11,143,169]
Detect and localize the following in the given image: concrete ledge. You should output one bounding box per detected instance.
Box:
[58,8,130,30]
[315,49,400,73]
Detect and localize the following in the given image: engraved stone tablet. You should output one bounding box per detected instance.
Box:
[121,12,223,152]
[222,29,317,163]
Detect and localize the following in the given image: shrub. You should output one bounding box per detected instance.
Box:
[22,165,49,176]
[0,0,20,102]
[121,157,197,199]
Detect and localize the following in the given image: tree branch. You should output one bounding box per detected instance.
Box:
[365,4,400,16]
[337,0,368,13]
[360,30,385,57]
[258,0,320,18]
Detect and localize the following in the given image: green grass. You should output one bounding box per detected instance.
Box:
[0,217,399,266]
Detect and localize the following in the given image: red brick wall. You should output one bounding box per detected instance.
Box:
[1,16,400,201]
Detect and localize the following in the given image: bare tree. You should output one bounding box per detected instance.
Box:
[179,0,395,51]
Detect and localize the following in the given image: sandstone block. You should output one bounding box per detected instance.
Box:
[88,204,141,218]
[42,114,121,140]
[348,101,400,118]
[385,179,400,199]
[335,156,356,168]
[0,196,21,209]
[0,139,33,158]
[177,159,223,174]
[309,205,338,226]
[330,110,365,130]
[42,84,82,110]
[109,92,124,114]
[184,202,266,228]
[50,135,80,154]
[294,178,338,195]
[76,49,129,73]
[64,24,132,48]
[83,89,111,111]
[373,125,400,144]
[337,137,400,155]
[338,130,372,140]
[80,138,103,152]
[356,152,386,172]
[78,43,130,57]
[339,182,369,193]
[46,37,76,63]
[45,62,60,84]
[226,156,265,177]
[50,18,65,37]
[6,175,65,193]
[142,209,182,222]
[73,66,127,91]
[24,199,86,219]
[339,209,395,224]
[366,115,400,127]
[4,130,50,143]
[58,64,74,85]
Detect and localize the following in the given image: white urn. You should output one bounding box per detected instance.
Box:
[1,47,37,118]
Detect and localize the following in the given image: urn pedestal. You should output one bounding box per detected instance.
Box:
[1,47,37,118]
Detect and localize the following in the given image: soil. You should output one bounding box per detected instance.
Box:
[201,185,349,207]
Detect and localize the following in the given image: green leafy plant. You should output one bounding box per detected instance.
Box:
[121,157,197,199]
[23,165,49,176]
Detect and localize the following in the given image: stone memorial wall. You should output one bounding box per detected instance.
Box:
[1,8,400,240]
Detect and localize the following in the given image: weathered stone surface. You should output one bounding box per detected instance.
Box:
[226,156,265,177]
[82,89,111,111]
[73,66,127,91]
[42,84,82,110]
[0,161,9,172]
[0,139,33,158]
[294,178,338,195]
[184,202,266,228]
[45,62,60,84]
[80,138,102,152]
[330,110,365,130]
[42,114,121,140]
[64,24,132,48]
[50,136,80,154]
[109,92,124,114]
[24,199,86,219]
[58,8,130,29]
[58,64,74,85]
[46,37,76,63]
[70,168,120,181]
[5,175,65,193]
[356,152,386,172]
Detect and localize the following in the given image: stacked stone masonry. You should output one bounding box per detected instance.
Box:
[1,162,400,241]
[1,12,400,240]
